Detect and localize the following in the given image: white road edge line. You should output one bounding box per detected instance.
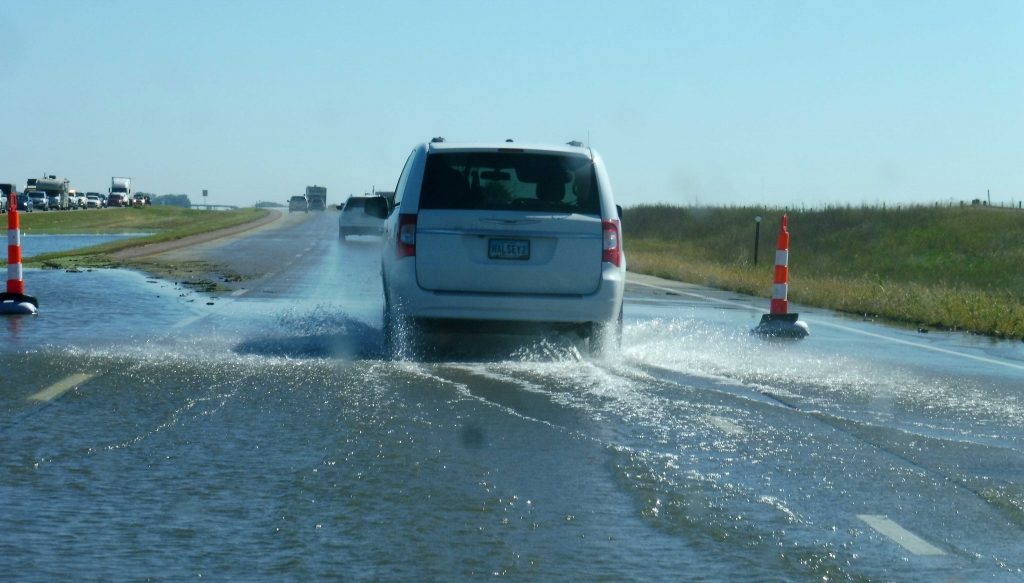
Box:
[857,514,945,556]
[28,373,96,402]
[629,280,1024,372]
[630,280,764,312]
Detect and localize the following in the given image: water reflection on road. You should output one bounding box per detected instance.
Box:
[2,214,1022,581]
[20,233,151,258]
[0,268,202,348]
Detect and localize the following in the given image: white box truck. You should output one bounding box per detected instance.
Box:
[110,177,133,207]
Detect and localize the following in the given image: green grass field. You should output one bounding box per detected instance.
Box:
[623,204,1024,338]
[11,206,268,267]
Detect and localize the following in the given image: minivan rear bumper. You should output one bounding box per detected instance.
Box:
[388,259,624,324]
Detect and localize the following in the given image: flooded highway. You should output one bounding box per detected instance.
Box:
[2,212,1023,581]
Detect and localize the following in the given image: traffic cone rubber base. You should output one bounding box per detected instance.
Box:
[753,313,808,339]
[0,292,39,315]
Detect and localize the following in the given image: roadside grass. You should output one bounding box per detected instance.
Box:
[11,206,269,268]
[624,204,1024,338]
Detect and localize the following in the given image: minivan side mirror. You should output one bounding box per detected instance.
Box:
[364,197,389,219]
[616,204,623,220]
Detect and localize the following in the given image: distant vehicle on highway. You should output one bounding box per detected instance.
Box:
[36,175,70,210]
[0,182,16,213]
[133,193,151,206]
[288,195,308,213]
[338,195,385,240]
[28,191,48,211]
[85,193,103,208]
[373,138,625,355]
[306,185,327,211]
[87,192,106,207]
[0,183,11,213]
[69,189,86,209]
[107,193,128,207]
[110,177,132,204]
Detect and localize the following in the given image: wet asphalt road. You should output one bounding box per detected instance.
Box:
[2,211,1023,581]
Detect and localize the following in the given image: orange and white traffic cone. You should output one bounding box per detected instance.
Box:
[1,191,39,315]
[754,214,806,338]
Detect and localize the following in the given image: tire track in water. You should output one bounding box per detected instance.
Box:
[607,357,1024,573]
[620,356,1024,520]
[416,358,868,580]
[420,355,1024,579]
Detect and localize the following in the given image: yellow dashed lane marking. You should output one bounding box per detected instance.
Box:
[28,373,96,402]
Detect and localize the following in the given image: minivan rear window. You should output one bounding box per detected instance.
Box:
[419,152,599,214]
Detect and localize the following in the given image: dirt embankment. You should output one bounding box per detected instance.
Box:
[111,210,285,260]
[114,210,302,294]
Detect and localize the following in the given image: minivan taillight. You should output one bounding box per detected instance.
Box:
[397,214,417,258]
[602,219,621,267]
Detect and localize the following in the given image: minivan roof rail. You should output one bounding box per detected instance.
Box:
[430,136,445,143]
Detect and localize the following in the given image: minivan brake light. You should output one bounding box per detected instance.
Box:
[397,214,417,258]
[602,219,621,267]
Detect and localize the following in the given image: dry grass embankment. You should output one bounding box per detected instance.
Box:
[625,204,1024,338]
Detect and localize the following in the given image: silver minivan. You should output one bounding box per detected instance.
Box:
[28,191,48,211]
[371,139,625,356]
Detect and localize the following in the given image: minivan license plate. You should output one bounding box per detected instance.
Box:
[488,238,530,260]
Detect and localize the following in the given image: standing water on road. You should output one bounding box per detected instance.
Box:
[2,213,1022,581]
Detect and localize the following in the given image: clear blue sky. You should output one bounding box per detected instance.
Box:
[3,1,1021,208]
